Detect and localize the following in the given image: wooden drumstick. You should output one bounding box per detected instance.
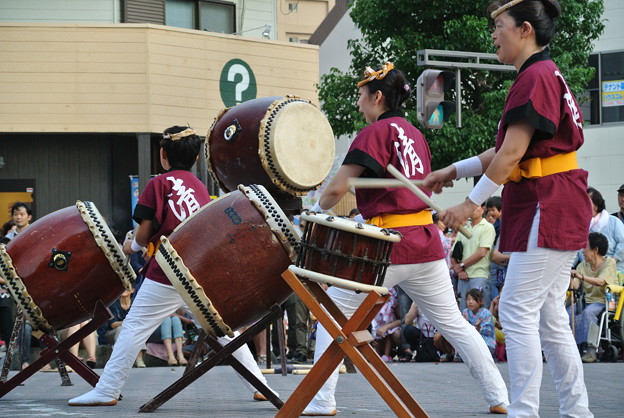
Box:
[386,164,472,239]
[347,178,453,189]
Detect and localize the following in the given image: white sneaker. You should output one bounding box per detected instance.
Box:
[68,389,118,406]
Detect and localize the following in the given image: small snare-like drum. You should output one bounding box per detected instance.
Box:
[206,96,335,199]
[296,212,401,289]
[156,184,301,338]
[0,201,135,333]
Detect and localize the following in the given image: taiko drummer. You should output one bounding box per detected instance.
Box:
[304,63,509,416]
[68,126,277,406]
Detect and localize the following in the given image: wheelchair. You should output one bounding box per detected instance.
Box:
[593,277,624,362]
[568,271,624,362]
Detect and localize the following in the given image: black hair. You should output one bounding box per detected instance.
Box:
[160,126,203,171]
[488,0,562,46]
[1,220,15,235]
[348,208,360,217]
[466,288,485,305]
[486,196,502,211]
[588,232,608,257]
[587,187,605,213]
[11,201,32,216]
[362,67,411,113]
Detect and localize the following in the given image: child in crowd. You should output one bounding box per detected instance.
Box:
[371,287,401,362]
[462,289,496,358]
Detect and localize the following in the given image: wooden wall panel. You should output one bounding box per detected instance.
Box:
[0,23,320,134]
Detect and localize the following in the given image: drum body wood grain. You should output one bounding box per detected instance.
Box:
[156,184,300,337]
[296,213,401,288]
[0,201,135,333]
[206,96,334,200]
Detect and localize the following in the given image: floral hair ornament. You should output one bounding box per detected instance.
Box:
[163,127,197,141]
[491,0,526,19]
[357,62,395,88]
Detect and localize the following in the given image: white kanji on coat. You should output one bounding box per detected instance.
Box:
[391,123,423,177]
[166,176,201,221]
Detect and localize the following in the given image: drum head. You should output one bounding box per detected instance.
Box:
[259,98,335,195]
[300,212,401,242]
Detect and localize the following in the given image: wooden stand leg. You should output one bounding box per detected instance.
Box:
[276,269,429,418]
[0,300,112,398]
[139,304,285,413]
[0,310,25,383]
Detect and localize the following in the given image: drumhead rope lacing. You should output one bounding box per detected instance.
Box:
[259,97,322,195]
[244,184,300,261]
[156,238,232,338]
[77,201,135,290]
[0,246,55,333]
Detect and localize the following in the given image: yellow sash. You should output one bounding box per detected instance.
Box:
[506,151,578,183]
[366,210,433,229]
[146,241,161,257]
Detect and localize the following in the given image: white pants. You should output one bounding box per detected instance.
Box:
[95,279,268,398]
[499,209,592,417]
[308,258,509,410]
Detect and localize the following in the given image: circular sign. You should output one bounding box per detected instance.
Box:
[219,59,257,107]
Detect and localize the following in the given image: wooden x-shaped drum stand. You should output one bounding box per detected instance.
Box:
[139,304,284,412]
[277,268,428,418]
[0,300,110,398]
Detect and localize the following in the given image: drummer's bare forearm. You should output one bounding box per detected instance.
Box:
[319,164,364,209]
[483,121,533,185]
[477,148,496,173]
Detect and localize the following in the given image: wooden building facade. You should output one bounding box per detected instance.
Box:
[0,22,320,234]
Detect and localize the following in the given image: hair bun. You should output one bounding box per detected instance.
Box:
[542,0,561,19]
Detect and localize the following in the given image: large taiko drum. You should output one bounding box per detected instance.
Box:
[0,201,135,333]
[296,212,401,289]
[206,96,335,199]
[156,184,301,338]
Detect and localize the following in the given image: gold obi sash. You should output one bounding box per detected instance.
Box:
[506,151,578,183]
[366,210,433,229]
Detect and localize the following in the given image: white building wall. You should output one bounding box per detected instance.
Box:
[234,0,275,39]
[0,0,120,23]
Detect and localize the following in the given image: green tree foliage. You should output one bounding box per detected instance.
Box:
[318,0,604,169]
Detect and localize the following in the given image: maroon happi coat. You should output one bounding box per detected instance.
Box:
[495,48,591,252]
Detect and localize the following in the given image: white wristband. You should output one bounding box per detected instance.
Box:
[130,238,145,253]
[311,200,323,213]
[468,174,500,206]
[453,156,483,179]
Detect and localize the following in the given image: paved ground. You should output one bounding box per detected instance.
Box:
[0,360,621,417]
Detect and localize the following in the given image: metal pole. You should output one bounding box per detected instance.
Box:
[456,68,462,128]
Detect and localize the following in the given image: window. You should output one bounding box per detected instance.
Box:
[584,51,624,125]
[165,0,235,34]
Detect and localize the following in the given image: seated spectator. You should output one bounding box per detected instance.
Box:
[461,288,496,358]
[98,289,146,368]
[402,302,440,362]
[489,294,507,362]
[348,208,360,219]
[147,310,192,366]
[371,287,401,362]
[569,232,618,363]
[61,321,97,369]
[19,319,34,370]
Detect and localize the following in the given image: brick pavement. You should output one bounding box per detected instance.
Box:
[1,361,621,417]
